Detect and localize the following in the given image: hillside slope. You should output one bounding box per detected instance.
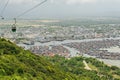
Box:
[46,55,120,80]
[0,38,120,80]
[0,38,76,80]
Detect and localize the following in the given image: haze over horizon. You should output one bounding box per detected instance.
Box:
[0,0,120,19]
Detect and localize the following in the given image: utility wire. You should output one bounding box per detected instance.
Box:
[0,0,9,17]
[16,0,47,18]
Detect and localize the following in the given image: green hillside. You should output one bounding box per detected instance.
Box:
[0,38,120,80]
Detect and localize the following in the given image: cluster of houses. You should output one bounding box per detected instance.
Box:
[64,39,120,59]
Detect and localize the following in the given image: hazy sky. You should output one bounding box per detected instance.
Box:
[0,0,120,19]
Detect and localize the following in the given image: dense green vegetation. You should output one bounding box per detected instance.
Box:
[0,38,120,80]
[46,55,120,80]
[0,38,76,80]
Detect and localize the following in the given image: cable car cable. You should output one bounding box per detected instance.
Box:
[0,0,3,8]
[0,0,10,19]
[0,0,5,9]
[11,0,47,33]
[0,0,9,15]
[15,0,47,18]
